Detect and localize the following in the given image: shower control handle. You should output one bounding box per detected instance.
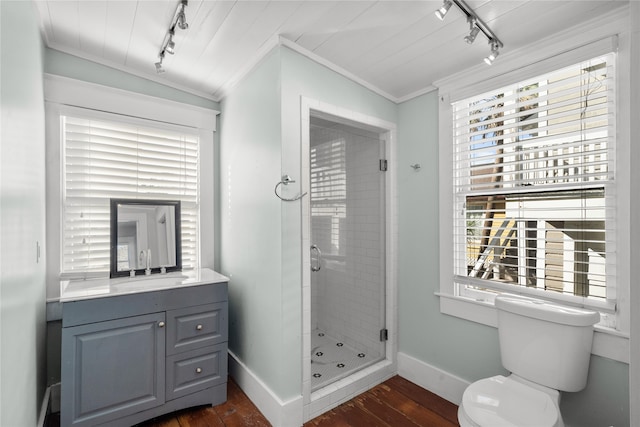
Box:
[311,244,322,272]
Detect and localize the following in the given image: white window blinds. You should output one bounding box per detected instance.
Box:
[62,113,199,275]
[310,135,346,258]
[452,53,615,307]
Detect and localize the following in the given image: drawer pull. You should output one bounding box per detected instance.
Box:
[196,324,203,331]
[195,367,202,374]
[158,321,165,328]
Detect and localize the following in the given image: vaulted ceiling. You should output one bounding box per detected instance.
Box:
[34,0,628,103]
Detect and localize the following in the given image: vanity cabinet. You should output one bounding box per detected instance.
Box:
[61,281,228,427]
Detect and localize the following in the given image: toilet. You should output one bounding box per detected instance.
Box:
[457,294,600,427]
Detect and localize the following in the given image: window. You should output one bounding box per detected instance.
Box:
[310,137,346,260]
[451,53,615,311]
[61,112,200,275]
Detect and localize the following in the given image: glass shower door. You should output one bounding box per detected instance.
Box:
[309,117,386,391]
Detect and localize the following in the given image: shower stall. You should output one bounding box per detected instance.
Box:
[307,115,387,392]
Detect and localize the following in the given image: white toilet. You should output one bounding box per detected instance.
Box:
[457,294,600,427]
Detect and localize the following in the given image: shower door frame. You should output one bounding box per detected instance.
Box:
[300,97,397,419]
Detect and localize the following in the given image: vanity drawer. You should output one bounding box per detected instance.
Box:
[166,302,227,355]
[166,343,227,400]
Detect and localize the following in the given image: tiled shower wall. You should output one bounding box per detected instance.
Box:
[310,120,385,360]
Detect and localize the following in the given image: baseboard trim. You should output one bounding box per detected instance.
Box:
[228,350,467,425]
[397,352,469,405]
[37,385,52,427]
[228,350,303,427]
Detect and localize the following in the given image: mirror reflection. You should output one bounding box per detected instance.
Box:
[110,199,181,278]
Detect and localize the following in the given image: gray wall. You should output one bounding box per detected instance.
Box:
[0,1,47,425]
[396,91,630,427]
[219,49,287,397]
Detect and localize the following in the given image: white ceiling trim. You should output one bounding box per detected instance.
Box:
[395,85,438,104]
[212,34,282,101]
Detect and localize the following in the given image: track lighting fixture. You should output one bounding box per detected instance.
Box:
[433,0,504,66]
[484,41,500,65]
[464,17,480,44]
[155,52,165,74]
[435,0,453,20]
[165,30,175,54]
[177,4,189,30]
[153,0,189,73]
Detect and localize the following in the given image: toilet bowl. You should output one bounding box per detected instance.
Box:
[457,295,600,427]
[457,375,562,427]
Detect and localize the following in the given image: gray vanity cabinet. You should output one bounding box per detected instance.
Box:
[61,282,228,427]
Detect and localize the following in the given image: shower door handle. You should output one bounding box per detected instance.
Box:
[310,244,322,272]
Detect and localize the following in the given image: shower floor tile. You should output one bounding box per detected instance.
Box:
[310,329,378,391]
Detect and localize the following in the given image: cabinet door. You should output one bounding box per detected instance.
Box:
[61,312,165,426]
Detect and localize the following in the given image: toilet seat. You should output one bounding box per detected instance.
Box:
[459,375,559,427]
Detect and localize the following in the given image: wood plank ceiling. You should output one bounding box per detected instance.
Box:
[34,0,627,102]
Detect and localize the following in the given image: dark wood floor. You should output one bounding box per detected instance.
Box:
[139,375,460,427]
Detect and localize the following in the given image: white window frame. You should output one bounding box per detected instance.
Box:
[45,74,218,299]
[437,29,630,364]
[452,54,614,310]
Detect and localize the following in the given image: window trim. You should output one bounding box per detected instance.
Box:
[436,32,630,364]
[45,75,218,300]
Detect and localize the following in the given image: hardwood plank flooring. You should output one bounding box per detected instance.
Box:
[138,375,459,427]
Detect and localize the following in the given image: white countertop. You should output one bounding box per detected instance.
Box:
[60,268,229,302]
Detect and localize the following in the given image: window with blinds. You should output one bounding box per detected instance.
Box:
[452,53,615,306]
[62,113,199,275]
[310,138,346,258]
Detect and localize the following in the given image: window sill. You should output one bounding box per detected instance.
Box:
[436,292,629,364]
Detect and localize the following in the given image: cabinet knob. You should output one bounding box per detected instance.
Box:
[196,324,203,331]
[196,367,202,374]
[158,321,165,328]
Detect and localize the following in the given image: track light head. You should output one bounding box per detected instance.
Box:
[484,41,500,65]
[155,52,165,73]
[166,31,176,55]
[177,1,189,30]
[464,17,480,44]
[177,11,188,30]
[165,29,176,54]
[465,26,480,44]
[435,0,452,20]
[166,39,175,54]
[155,61,165,74]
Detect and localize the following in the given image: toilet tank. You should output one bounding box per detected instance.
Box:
[495,295,600,392]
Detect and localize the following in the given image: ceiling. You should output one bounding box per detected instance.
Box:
[34,0,627,103]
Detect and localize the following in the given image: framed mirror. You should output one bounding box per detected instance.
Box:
[110,199,182,278]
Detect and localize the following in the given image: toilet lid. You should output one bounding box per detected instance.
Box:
[462,375,558,427]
